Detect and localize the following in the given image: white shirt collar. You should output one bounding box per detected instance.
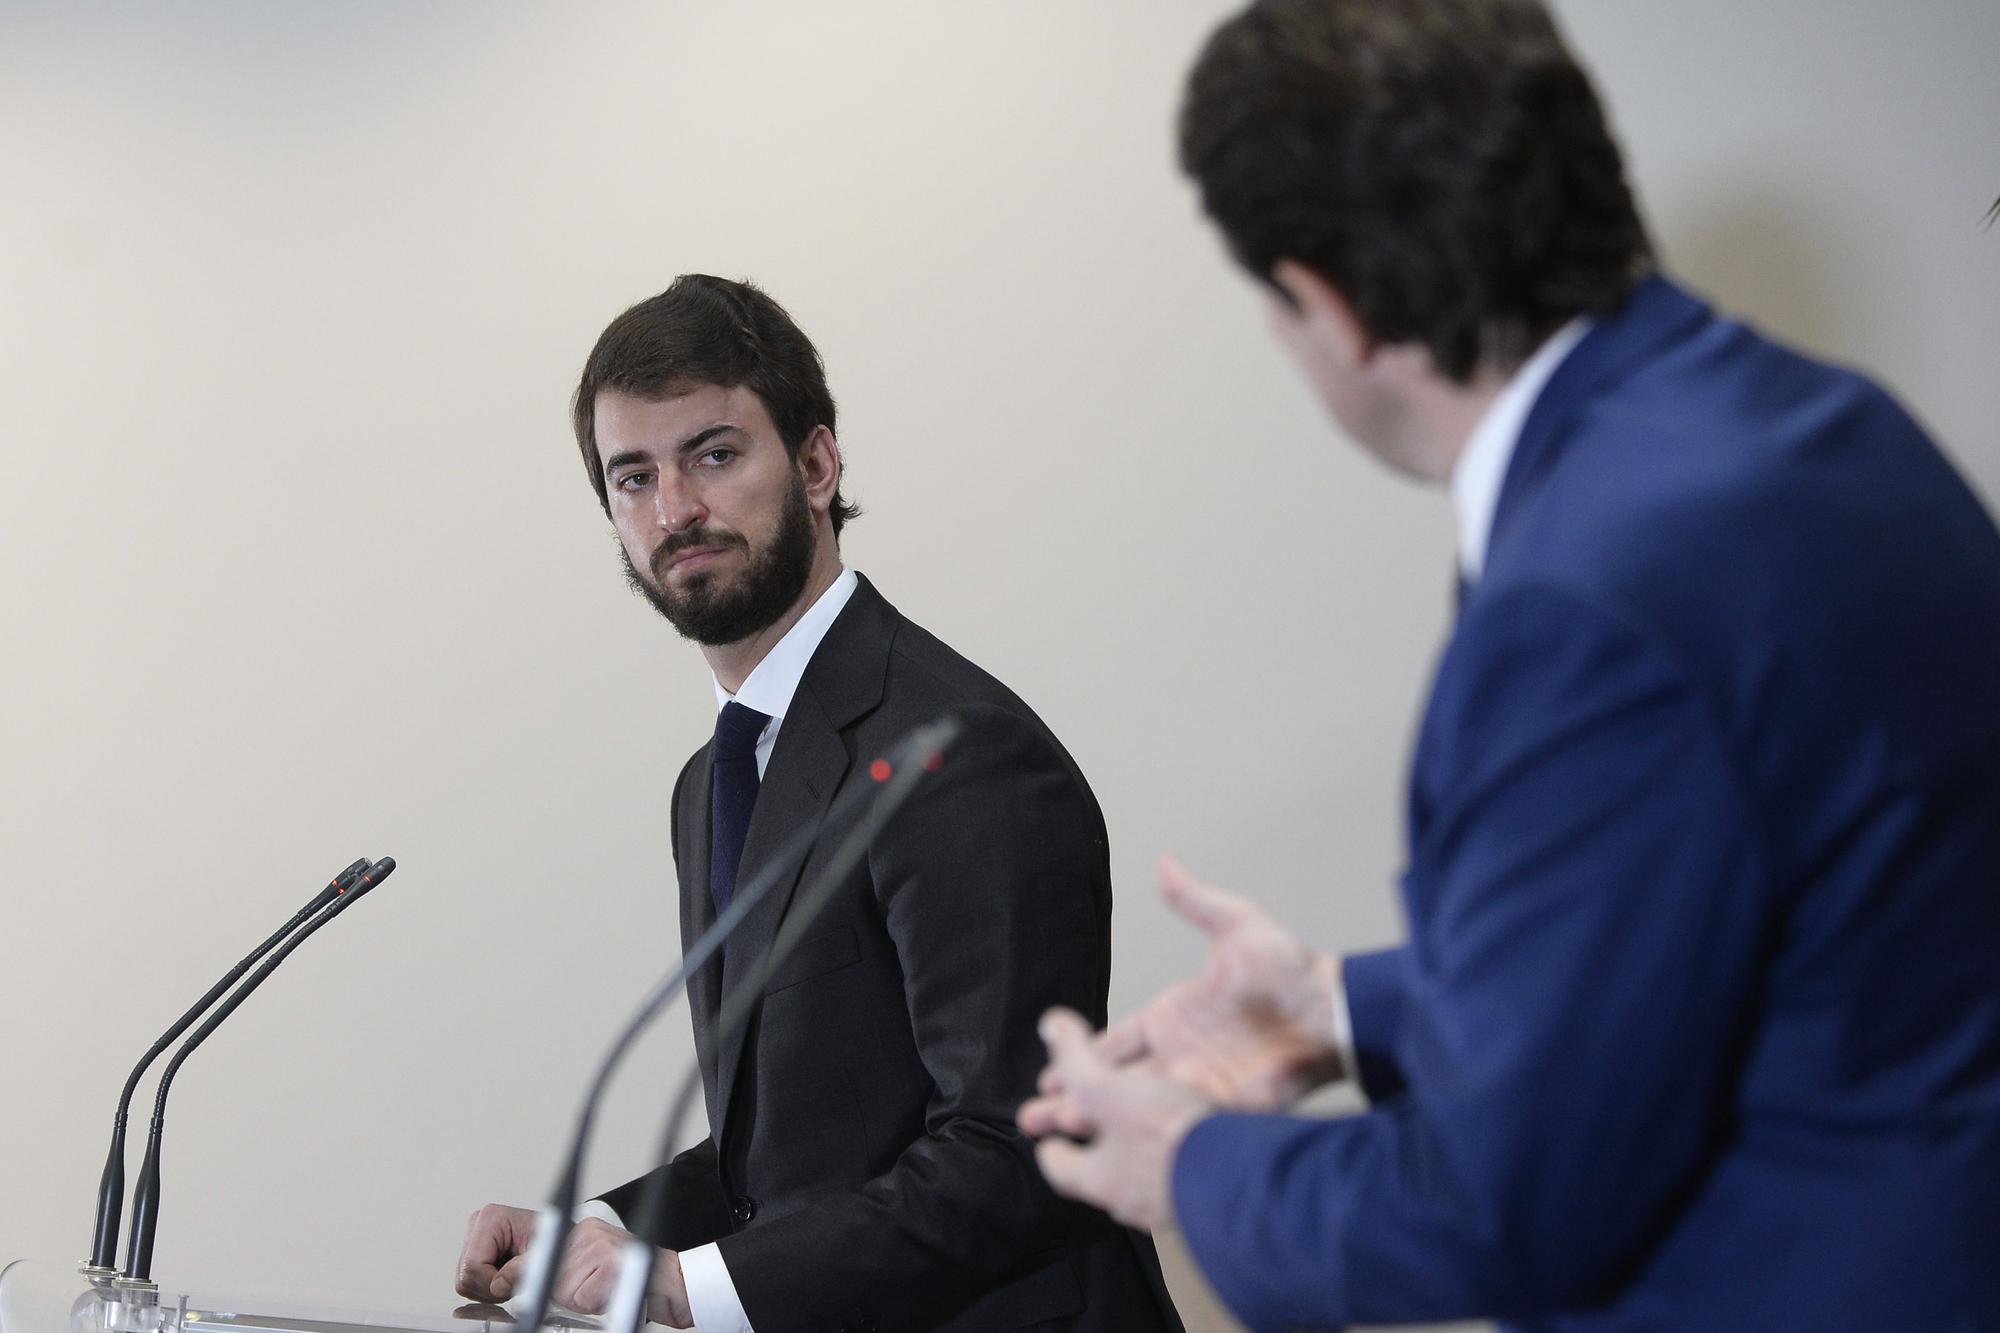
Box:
[713,566,859,723]
[1448,318,1591,582]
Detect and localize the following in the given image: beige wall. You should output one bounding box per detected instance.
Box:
[3,4,1996,1330]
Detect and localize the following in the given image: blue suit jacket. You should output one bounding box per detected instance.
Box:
[1174,277,2000,1331]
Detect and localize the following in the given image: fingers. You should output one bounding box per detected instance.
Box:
[1033,1135,1105,1208]
[1038,1007,1109,1104]
[455,1252,497,1302]
[454,1216,494,1299]
[1158,856,1248,935]
[553,1219,624,1315]
[1027,1011,1216,1234]
[554,1251,613,1316]
[455,1203,530,1301]
[487,1255,522,1302]
[1039,1006,1099,1064]
[1021,1008,1107,1141]
[1038,1012,1152,1100]
[1095,1012,1153,1066]
[1018,1088,1098,1140]
[455,1261,499,1302]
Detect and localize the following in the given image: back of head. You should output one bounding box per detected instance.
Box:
[1179,0,1652,380]
[573,274,860,533]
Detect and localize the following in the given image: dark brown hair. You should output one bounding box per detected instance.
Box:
[1179,0,1652,379]
[572,275,860,534]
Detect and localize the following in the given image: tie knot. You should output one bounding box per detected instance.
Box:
[714,701,770,761]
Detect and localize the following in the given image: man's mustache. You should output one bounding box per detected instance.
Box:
[651,527,749,579]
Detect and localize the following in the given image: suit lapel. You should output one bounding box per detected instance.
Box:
[709,575,896,1145]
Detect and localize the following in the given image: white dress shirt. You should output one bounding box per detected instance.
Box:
[585,567,859,1332]
[1449,318,1591,584]
[1332,320,1590,1096]
[713,566,860,780]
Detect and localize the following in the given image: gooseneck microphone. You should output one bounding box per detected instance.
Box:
[120,856,397,1284]
[510,719,960,1333]
[84,857,373,1277]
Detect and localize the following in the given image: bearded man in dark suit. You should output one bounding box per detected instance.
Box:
[455,275,1182,1333]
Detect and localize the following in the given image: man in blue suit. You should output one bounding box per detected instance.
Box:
[1019,1,2000,1328]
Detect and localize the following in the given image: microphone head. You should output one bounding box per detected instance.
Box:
[309,857,376,913]
[336,856,396,906]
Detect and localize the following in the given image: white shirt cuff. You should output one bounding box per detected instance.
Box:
[680,1243,753,1332]
[1331,971,1365,1105]
[573,1197,623,1228]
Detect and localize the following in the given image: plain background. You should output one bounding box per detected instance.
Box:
[3,3,1996,1330]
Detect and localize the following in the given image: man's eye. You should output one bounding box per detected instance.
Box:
[697,448,734,467]
[615,471,652,491]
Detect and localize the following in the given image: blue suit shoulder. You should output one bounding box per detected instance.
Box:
[1480,281,2000,817]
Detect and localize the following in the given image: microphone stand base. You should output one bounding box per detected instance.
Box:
[102,1276,173,1333]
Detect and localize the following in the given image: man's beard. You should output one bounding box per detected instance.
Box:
[622,473,817,646]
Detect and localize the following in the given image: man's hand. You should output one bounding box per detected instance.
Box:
[454,1206,693,1328]
[546,1218,693,1328]
[1017,1008,1213,1232]
[1092,857,1344,1111]
[454,1203,537,1305]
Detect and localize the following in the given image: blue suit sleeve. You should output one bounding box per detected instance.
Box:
[1174,585,1772,1330]
[1342,946,1410,1101]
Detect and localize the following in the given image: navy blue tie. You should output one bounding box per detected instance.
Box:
[709,701,770,916]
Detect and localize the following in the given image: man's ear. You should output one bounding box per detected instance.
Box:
[1270,259,1377,369]
[797,425,842,515]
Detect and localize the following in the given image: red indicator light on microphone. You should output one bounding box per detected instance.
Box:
[869,758,893,782]
[923,751,944,774]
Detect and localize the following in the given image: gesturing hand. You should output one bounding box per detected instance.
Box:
[1018,1008,1213,1232]
[1097,858,1344,1111]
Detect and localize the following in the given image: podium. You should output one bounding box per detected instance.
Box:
[0,1261,598,1333]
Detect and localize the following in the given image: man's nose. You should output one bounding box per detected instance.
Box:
[653,475,705,532]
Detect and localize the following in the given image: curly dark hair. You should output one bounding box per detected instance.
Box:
[572,274,861,535]
[1179,0,1652,381]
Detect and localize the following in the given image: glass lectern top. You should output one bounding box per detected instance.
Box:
[0,1261,598,1333]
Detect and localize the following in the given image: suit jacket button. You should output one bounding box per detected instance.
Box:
[731,1194,756,1224]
